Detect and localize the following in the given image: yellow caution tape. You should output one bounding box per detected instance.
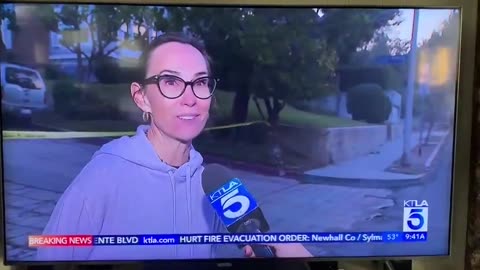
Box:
[2,121,270,140]
[205,120,270,131]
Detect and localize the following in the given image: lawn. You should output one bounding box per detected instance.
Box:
[38,81,365,170]
[194,132,307,170]
[40,81,364,132]
[86,82,363,129]
[213,90,364,128]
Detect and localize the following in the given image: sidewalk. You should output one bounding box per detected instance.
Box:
[304,130,449,182]
[226,169,395,257]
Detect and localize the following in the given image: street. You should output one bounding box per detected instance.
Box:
[1,134,453,261]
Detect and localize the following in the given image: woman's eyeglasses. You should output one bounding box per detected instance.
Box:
[142,74,218,99]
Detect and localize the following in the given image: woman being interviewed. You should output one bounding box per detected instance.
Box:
[36,32,311,261]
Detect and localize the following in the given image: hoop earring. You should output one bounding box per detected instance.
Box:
[142,111,151,122]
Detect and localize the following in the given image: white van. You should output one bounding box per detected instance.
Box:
[1,62,48,121]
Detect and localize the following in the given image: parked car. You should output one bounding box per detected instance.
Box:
[1,62,48,122]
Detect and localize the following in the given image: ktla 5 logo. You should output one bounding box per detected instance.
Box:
[403,200,429,232]
[209,179,255,220]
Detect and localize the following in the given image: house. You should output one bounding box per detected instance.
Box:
[1,4,50,71]
[2,3,166,78]
[47,4,162,78]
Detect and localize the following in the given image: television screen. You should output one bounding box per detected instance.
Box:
[0,2,460,263]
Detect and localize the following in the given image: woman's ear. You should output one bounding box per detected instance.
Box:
[130,82,151,113]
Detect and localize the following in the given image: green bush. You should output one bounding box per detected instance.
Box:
[52,80,125,120]
[44,64,69,80]
[94,57,140,84]
[64,91,125,121]
[52,80,82,115]
[347,83,392,124]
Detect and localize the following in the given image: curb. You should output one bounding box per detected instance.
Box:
[31,121,72,132]
[300,173,426,189]
[424,131,450,168]
[203,155,426,188]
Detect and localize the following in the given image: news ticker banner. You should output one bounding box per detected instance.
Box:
[29,232,427,247]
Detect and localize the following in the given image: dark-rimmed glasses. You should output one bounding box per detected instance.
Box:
[142,74,218,99]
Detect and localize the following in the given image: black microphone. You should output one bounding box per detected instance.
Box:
[202,163,276,258]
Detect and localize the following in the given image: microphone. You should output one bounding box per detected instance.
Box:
[202,163,276,258]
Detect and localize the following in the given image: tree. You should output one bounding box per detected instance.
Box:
[315,9,401,116]
[121,6,156,52]
[318,8,400,65]
[182,7,336,126]
[423,11,459,49]
[349,31,410,91]
[38,4,133,81]
[182,7,257,124]
[370,32,409,56]
[134,7,398,127]
[420,10,459,87]
[416,10,460,132]
[0,4,17,60]
[240,8,336,126]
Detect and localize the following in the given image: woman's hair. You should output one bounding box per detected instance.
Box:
[138,32,212,81]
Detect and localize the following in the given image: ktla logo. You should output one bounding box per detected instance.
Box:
[403,200,429,232]
[209,179,241,202]
[209,178,255,221]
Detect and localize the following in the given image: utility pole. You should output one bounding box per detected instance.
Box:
[401,9,420,166]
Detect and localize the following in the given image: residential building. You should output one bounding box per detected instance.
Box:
[2,4,50,71]
[3,3,165,78]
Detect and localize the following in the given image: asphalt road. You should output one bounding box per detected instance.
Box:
[1,129,454,261]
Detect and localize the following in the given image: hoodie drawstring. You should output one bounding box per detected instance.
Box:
[187,166,193,258]
[170,167,194,258]
[167,170,177,258]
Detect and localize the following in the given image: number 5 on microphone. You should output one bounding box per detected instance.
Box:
[221,189,250,219]
[209,181,258,226]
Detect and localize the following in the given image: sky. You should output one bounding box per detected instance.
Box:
[387,8,456,46]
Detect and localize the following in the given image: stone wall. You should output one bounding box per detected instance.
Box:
[324,125,388,164]
[279,124,398,168]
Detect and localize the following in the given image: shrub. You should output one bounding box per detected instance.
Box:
[93,57,119,84]
[71,92,125,120]
[44,64,68,80]
[347,83,392,124]
[94,56,140,84]
[52,80,82,115]
[52,80,125,120]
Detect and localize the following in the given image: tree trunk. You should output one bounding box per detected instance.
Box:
[85,58,94,82]
[0,30,6,60]
[75,46,83,82]
[265,97,284,127]
[231,88,250,123]
[268,111,280,127]
[264,97,285,176]
[230,88,250,142]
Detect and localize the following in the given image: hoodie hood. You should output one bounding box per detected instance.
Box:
[94,125,204,180]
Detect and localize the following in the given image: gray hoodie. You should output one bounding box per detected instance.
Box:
[36,125,240,261]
